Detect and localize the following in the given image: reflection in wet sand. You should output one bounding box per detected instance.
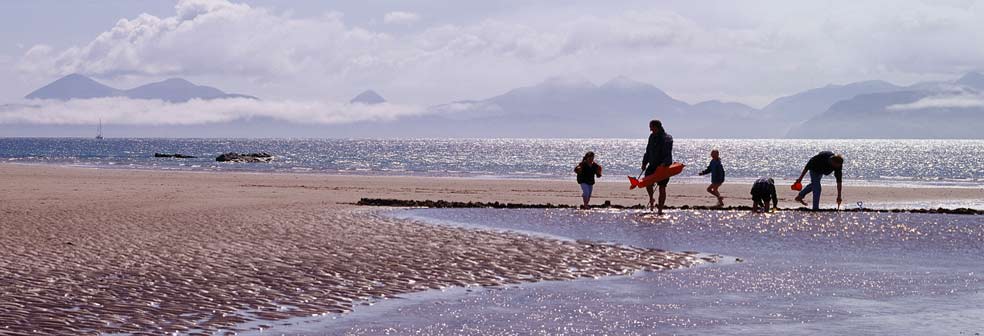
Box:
[0,206,709,334]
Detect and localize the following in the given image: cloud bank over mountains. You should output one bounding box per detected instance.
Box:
[3,0,984,138]
[888,93,984,111]
[14,0,984,106]
[3,70,983,139]
[3,74,420,126]
[0,98,421,126]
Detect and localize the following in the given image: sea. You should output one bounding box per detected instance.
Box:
[2,138,982,188]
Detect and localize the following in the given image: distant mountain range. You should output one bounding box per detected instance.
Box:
[350,90,386,104]
[24,74,257,102]
[403,76,778,138]
[761,80,903,122]
[395,72,983,139]
[4,72,984,138]
[786,72,984,138]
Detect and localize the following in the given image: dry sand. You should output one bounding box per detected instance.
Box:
[0,164,980,334]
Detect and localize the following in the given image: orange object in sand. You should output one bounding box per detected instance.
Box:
[628,162,685,190]
[791,181,803,191]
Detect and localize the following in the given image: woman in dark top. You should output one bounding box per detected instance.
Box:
[575,151,603,209]
[794,151,844,210]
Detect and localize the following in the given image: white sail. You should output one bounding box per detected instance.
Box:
[96,119,103,139]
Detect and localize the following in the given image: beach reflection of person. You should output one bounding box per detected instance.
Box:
[641,120,674,215]
[574,151,603,209]
[794,151,844,210]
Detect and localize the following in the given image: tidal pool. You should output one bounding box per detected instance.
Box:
[273,208,984,335]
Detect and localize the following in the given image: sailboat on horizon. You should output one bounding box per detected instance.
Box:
[95,119,103,140]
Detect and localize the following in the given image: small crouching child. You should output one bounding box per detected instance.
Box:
[751,177,778,213]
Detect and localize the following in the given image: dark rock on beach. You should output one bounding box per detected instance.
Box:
[215,152,273,163]
[154,153,196,159]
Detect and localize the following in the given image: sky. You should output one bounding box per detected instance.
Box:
[2,0,984,113]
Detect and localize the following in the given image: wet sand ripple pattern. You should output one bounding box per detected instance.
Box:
[0,206,706,335]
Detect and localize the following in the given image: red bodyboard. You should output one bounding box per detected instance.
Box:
[628,162,685,190]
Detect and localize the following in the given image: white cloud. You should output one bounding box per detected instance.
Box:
[11,0,984,107]
[17,0,394,81]
[888,94,984,110]
[383,11,421,25]
[15,0,716,104]
[429,101,506,119]
[0,97,423,125]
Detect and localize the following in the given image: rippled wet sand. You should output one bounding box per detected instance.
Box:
[0,179,708,334]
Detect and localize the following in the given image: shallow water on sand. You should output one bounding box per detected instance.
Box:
[292,208,984,335]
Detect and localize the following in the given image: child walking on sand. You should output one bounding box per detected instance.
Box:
[574,151,603,209]
[698,149,725,206]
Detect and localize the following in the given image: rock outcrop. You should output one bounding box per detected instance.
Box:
[215,152,273,163]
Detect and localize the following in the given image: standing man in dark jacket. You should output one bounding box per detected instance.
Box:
[794,151,844,210]
[641,119,673,215]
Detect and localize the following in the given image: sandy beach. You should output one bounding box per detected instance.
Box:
[1,164,981,334]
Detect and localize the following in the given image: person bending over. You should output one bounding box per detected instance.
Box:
[794,151,844,210]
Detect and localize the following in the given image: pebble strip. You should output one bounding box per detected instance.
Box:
[357,198,983,215]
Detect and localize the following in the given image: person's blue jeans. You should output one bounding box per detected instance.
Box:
[797,170,823,210]
[580,183,593,198]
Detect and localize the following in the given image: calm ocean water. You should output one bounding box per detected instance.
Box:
[1,138,982,187]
